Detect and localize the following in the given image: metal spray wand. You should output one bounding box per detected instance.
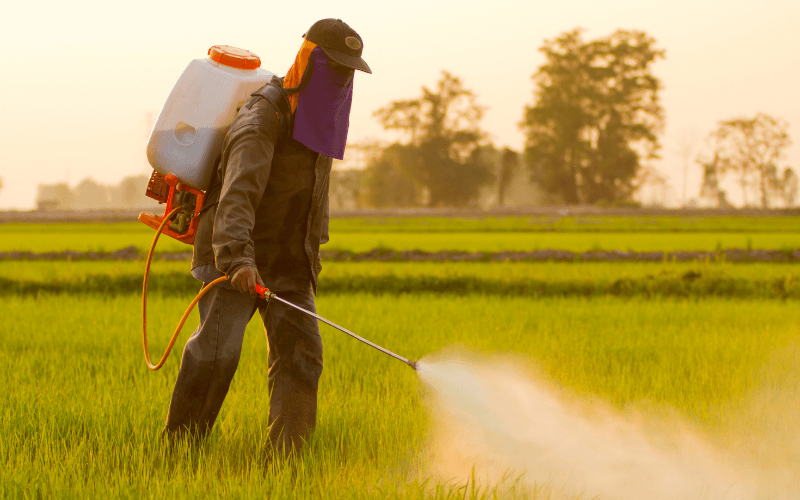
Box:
[256,285,418,370]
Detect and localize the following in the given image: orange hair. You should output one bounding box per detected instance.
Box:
[283,39,318,114]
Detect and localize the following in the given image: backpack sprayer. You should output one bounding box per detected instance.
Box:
[140,46,417,372]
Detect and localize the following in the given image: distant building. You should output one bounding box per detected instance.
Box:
[36,174,159,211]
[36,183,74,211]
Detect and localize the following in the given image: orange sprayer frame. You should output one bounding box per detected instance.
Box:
[138,173,205,245]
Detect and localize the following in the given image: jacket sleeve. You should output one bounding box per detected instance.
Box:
[320,185,330,245]
[212,99,281,277]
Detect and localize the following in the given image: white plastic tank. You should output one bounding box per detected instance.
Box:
[147,45,275,190]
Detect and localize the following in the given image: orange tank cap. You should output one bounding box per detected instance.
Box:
[208,45,261,70]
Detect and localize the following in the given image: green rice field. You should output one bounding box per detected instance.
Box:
[3,230,800,254]
[2,259,798,283]
[2,216,800,254]
[2,260,799,300]
[9,215,800,234]
[2,214,799,498]
[2,292,799,498]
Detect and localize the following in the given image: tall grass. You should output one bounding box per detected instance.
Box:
[3,230,800,254]
[3,215,800,254]
[1,292,798,498]
[2,259,798,282]
[2,260,799,299]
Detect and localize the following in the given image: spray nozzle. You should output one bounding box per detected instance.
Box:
[254,284,274,300]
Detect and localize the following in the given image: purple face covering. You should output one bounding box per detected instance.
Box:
[293,47,354,160]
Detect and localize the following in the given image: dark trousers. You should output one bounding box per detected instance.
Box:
[164,284,323,456]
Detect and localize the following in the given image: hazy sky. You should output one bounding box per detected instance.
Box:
[1,0,798,209]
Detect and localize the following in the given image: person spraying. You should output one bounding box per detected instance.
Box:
[161,18,372,458]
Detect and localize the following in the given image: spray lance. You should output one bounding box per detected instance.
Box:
[140,45,417,372]
[254,284,418,370]
[141,206,418,372]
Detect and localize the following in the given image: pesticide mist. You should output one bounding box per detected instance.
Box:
[416,351,800,500]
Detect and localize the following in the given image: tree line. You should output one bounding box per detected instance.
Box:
[15,28,794,212]
[699,114,795,208]
[359,28,794,208]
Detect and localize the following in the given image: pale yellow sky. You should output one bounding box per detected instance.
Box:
[1,0,798,209]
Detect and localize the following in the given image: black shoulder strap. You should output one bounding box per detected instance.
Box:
[198,154,223,216]
[247,78,292,137]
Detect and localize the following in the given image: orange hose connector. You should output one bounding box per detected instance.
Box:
[141,207,227,370]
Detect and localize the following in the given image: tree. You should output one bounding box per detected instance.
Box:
[73,178,108,210]
[497,148,518,206]
[779,168,798,207]
[633,165,667,207]
[520,29,665,204]
[676,130,699,206]
[121,175,148,207]
[705,113,792,208]
[329,169,364,210]
[698,153,729,207]
[371,71,494,207]
[363,144,420,208]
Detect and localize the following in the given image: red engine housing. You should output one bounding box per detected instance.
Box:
[139,171,205,245]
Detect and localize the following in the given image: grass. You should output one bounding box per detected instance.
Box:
[2,229,800,254]
[329,215,800,233]
[2,215,799,497]
[2,290,799,498]
[325,232,800,254]
[5,259,800,282]
[5,215,800,234]
[2,260,799,300]
[2,216,800,254]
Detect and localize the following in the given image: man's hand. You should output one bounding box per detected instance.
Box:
[230,265,265,297]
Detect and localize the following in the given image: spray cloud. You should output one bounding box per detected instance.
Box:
[417,351,800,500]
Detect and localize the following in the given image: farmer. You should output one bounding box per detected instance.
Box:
[162,19,371,457]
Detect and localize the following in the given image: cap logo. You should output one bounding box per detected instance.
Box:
[345,36,362,50]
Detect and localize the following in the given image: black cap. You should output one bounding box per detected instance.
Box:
[303,19,372,74]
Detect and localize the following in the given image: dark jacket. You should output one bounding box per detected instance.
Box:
[191,77,332,293]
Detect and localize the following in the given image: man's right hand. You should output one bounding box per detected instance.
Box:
[230,265,265,297]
